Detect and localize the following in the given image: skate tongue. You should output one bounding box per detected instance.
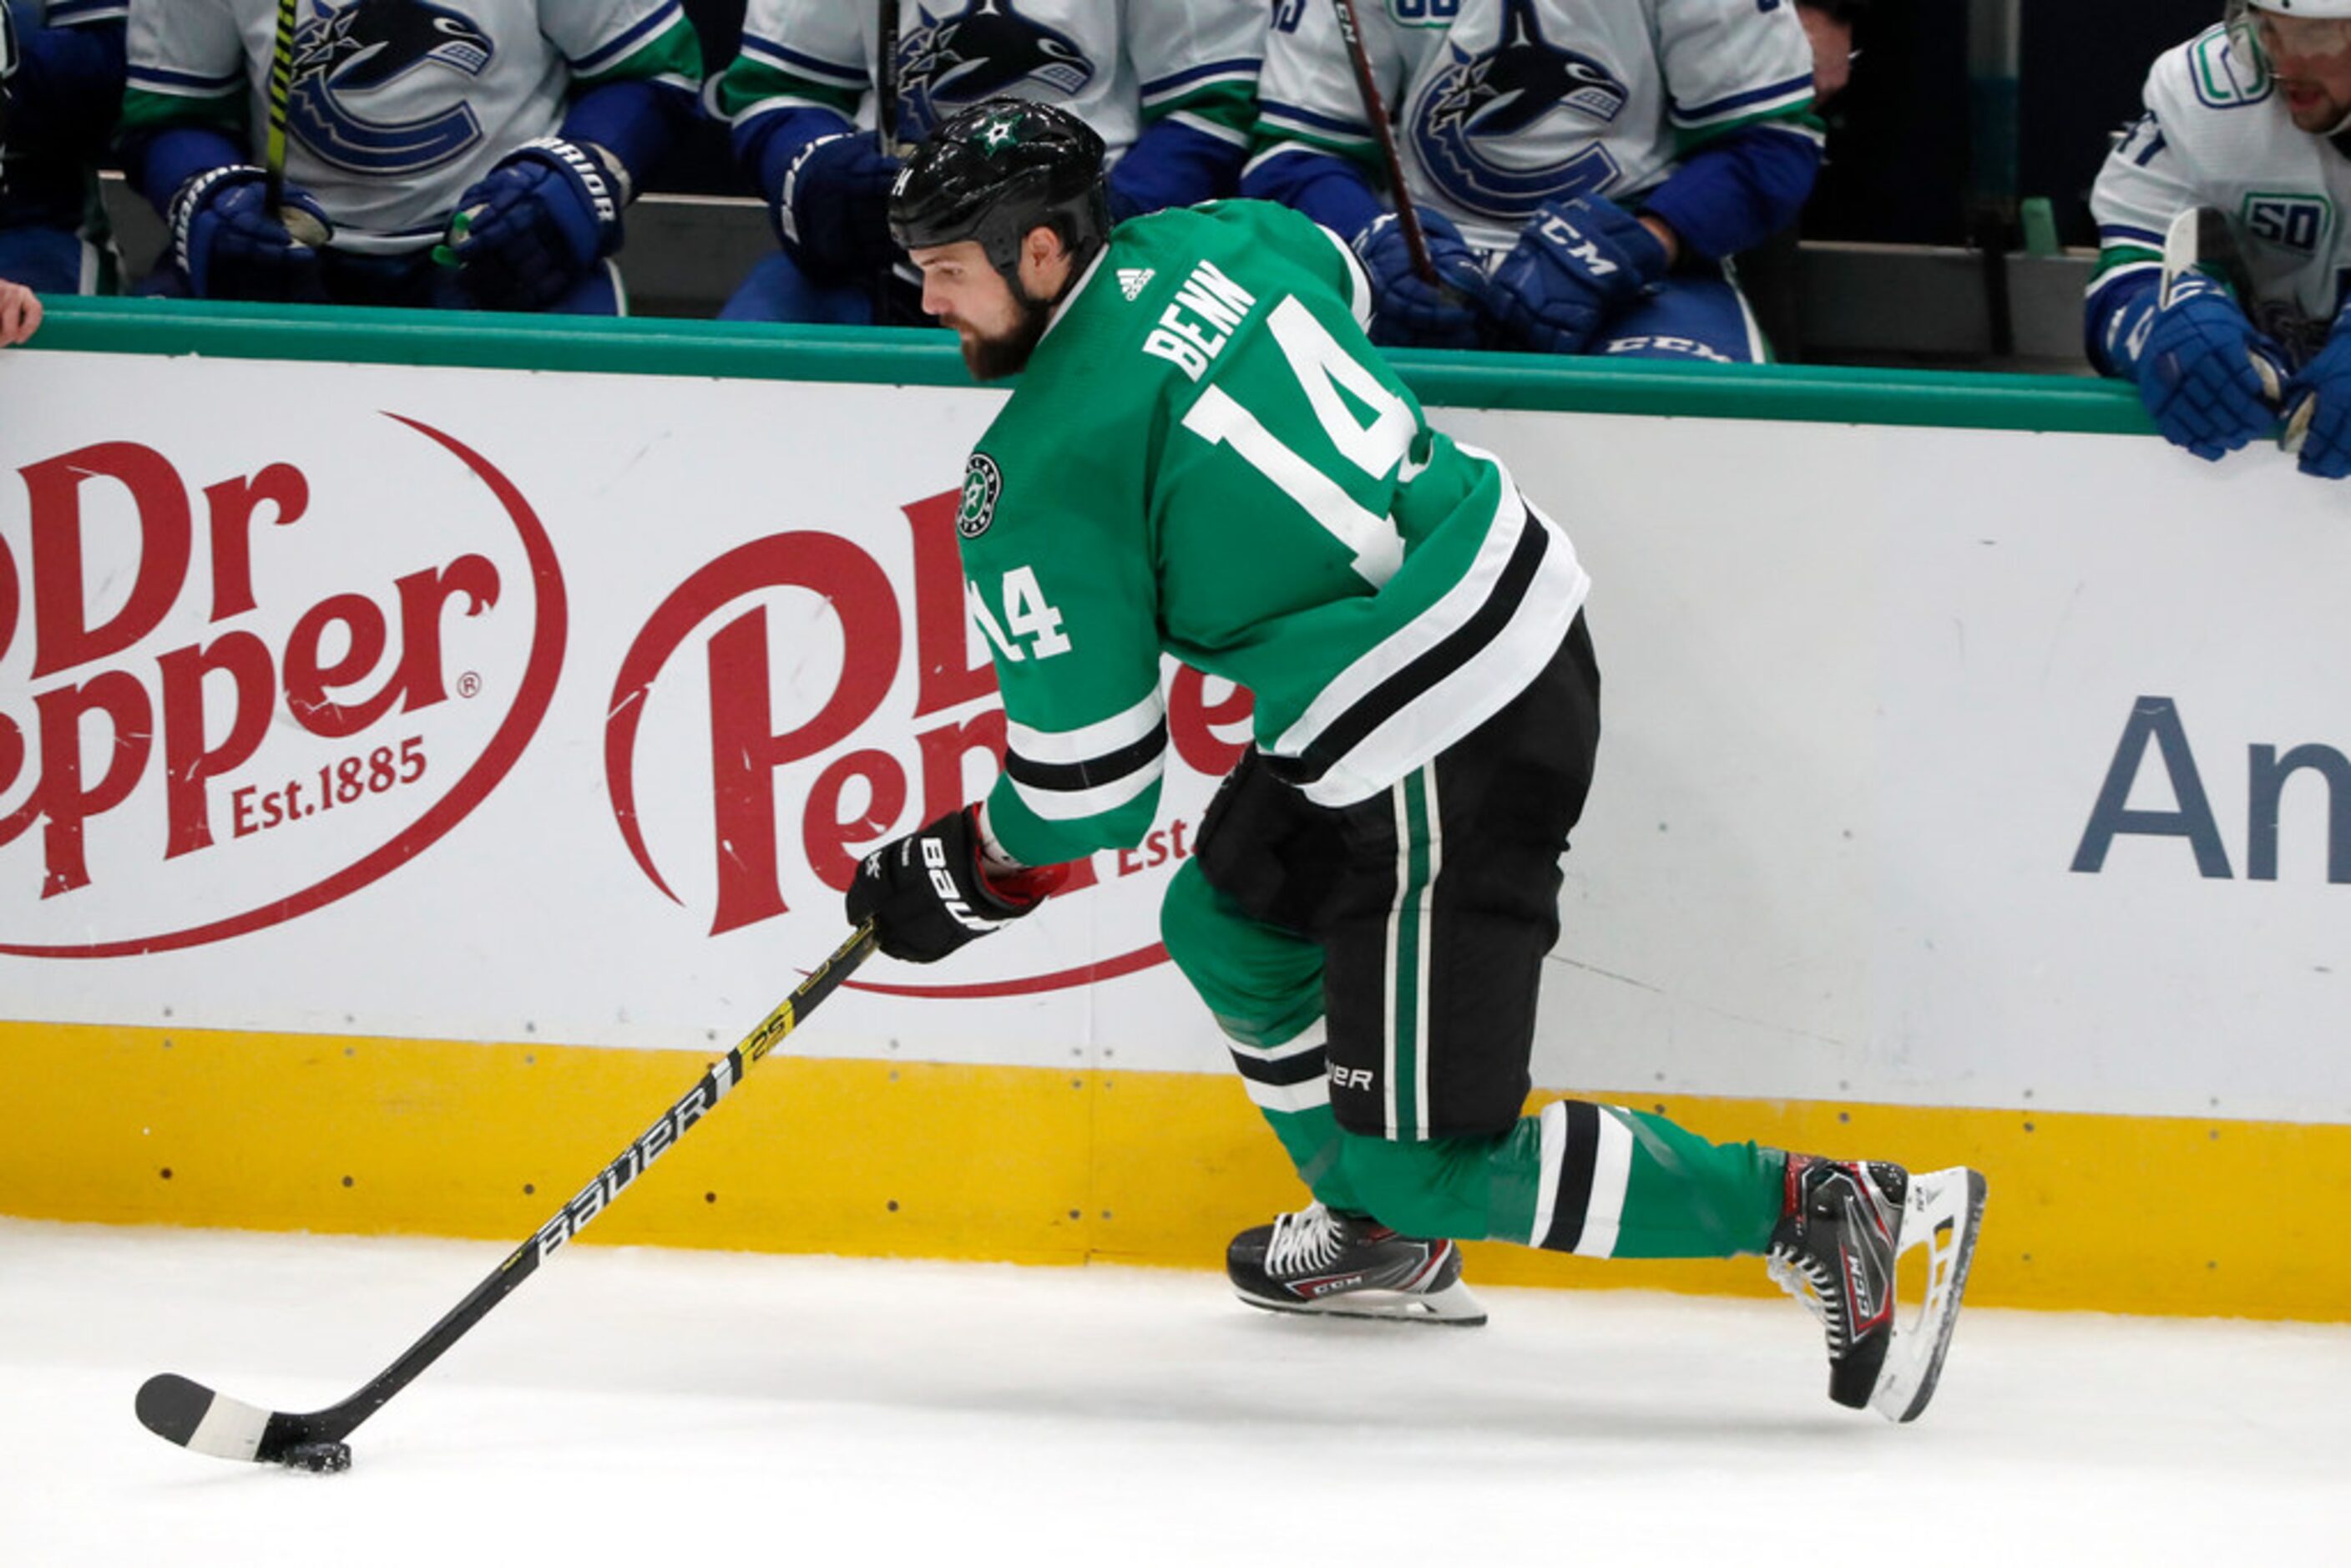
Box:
[1866,1167,1988,1423]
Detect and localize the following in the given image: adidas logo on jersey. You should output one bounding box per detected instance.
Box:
[1117,267,1155,301]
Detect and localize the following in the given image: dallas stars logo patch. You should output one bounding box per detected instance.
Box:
[958,452,1003,539]
[978,110,1023,154]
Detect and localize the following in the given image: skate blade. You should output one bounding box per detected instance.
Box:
[1867,1166,1988,1423]
[1236,1279,1489,1328]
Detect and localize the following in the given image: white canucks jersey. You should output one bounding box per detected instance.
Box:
[2090,24,2351,360]
[122,0,699,253]
[1254,0,1817,253]
[717,0,1265,161]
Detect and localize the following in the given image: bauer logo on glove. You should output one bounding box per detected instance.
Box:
[845,806,1070,964]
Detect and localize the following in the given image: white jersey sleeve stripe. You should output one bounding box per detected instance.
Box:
[739,33,866,86]
[1257,99,1373,143]
[1008,756,1165,823]
[1140,59,1260,104]
[1005,690,1166,764]
[126,63,242,96]
[571,2,686,77]
[1670,73,1813,129]
[1168,109,1251,148]
[1003,688,1169,824]
[47,0,127,25]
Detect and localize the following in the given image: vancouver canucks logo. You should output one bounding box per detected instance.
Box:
[896,0,1096,139]
[286,0,493,176]
[1406,0,1631,221]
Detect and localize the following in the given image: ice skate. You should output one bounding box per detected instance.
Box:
[1767,1156,1988,1422]
[1227,1201,1486,1325]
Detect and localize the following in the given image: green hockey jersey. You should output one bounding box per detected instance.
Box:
[961,199,1589,868]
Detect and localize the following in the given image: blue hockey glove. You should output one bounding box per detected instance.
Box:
[169,164,333,303]
[2281,316,2351,478]
[779,132,903,276]
[2136,274,2286,462]
[845,806,1068,964]
[443,136,623,312]
[1489,194,1669,357]
[1352,210,1494,350]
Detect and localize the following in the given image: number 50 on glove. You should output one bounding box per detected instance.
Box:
[845,806,1070,964]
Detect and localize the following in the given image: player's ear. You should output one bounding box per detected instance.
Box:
[1017,223,1069,294]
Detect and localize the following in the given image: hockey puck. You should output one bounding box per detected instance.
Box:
[281,1441,351,1474]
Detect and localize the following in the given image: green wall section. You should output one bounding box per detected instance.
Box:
[23,296,2152,435]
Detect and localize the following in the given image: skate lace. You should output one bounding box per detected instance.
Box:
[1767,1242,1851,1356]
[1263,1204,1347,1278]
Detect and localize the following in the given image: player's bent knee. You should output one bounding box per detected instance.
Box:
[1159,860,1221,980]
[1163,861,1326,1049]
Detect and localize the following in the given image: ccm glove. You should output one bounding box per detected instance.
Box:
[2279,315,2351,478]
[779,131,903,276]
[1352,210,1493,349]
[169,164,332,302]
[445,136,624,311]
[846,806,1069,964]
[2136,274,2286,462]
[1489,194,1668,356]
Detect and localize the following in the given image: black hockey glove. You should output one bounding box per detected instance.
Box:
[846,806,1068,964]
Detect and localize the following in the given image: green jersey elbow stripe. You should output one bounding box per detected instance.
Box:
[1269,483,1589,807]
[1003,696,1170,823]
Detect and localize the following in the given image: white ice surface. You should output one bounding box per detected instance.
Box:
[4,1217,2347,1566]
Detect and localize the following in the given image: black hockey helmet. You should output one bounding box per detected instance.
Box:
[888,98,1110,290]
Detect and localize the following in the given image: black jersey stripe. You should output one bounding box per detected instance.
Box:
[1267,507,1550,792]
[1227,1042,1328,1089]
[1538,1100,1602,1253]
[1004,719,1170,794]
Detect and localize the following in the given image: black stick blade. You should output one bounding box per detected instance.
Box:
[136,1373,274,1462]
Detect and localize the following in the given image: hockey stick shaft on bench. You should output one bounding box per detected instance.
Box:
[1328,0,1436,285]
[134,922,878,1469]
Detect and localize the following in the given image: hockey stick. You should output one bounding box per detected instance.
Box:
[134,922,878,1473]
[262,0,297,212]
[1327,0,1437,285]
[876,0,903,159]
[872,0,904,321]
[261,0,328,248]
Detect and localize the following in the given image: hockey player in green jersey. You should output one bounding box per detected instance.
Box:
[847,98,1987,1422]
